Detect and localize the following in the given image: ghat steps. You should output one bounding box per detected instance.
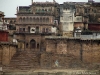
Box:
[3,50,40,70]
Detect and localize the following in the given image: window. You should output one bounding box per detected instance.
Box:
[42,28,45,33]
[26,43,28,48]
[19,28,25,32]
[37,43,39,49]
[46,28,49,33]
[30,17,32,22]
[85,9,87,13]
[23,28,25,32]
[36,26,39,33]
[94,9,96,13]
[45,9,47,11]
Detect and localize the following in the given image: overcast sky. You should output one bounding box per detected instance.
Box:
[0,0,100,17]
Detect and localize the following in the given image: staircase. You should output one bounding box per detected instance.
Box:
[3,50,40,70]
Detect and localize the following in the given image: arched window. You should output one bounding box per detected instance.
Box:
[45,9,47,12]
[42,9,44,12]
[26,17,29,22]
[42,28,45,33]
[46,18,49,23]
[10,20,12,24]
[38,9,41,12]
[36,26,39,33]
[33,17,35,22]
[23,17,25,22]
[43,17,45,22]
[35,18,39,22]
[46,28,49,33]
[14,20,16,24]
[40,18,42,22]
[30,17,32,22]
[19,17,22,22]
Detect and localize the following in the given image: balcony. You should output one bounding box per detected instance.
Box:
[15,22,54,25]
[14,31,29,34]
[35,11,53,15]
[15,30,41,34]
[18,11,33,14]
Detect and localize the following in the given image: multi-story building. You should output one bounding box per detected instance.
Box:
[60,2,75,36]
[4,17,16,43]
[74,0,100,38]
[15,0,60,51]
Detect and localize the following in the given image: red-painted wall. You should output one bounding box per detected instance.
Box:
[88,24,100,31]
[0,31,8,42]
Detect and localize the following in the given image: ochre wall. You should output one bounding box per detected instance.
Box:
[0,44,17,65]
[45,39,100,64]
[82,41,100,63]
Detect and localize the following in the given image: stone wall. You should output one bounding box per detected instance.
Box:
[82,41,100,63]
[40,52,78,68]
[0,43,17,65]
[44,38,100,68]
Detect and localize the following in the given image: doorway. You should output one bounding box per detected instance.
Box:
[30,39,36,49]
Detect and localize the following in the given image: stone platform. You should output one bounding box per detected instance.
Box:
[1,69,100,75]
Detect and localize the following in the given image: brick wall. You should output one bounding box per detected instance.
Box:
[82,41,100,63]
[0,43,17,65]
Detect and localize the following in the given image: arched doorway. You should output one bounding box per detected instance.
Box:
[30,39,36,49]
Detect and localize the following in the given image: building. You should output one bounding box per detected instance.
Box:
[60,2,75,37]
[4,17,17,43]
[15,0,60,51]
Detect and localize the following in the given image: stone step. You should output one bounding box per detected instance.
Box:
[3,50,40,70]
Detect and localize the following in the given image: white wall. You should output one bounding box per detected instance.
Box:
[62,22,73,31]
[74,16,82,22]
[51,27,57,33]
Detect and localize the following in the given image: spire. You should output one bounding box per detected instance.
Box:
[53,0,56,3]
[32,0,33,4]
[16,6,18,13]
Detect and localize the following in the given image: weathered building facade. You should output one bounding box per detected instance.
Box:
[60,2,75,36]
[4,17,16,43]
[43,36,100,69]
[0,12,17,67]
[15,0,60,51]
[0,0,100,71]
[0,11,8,42]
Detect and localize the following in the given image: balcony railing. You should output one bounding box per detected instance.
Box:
[15,22,54,25]
[15,31,29,34]
[15,30,55,34]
